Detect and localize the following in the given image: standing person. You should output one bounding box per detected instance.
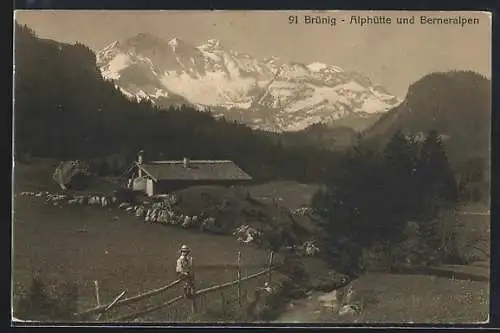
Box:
[176,245,195,298]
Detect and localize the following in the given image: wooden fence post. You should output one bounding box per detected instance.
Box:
[237,251,242,306]
[220,291,226,312]
[94,280,101,306]
[190,272,196,315]
[191,295,196,315]
[93,280,101,320]
[267,251,274,284]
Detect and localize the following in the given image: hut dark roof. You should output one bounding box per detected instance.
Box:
[136,160,252,182]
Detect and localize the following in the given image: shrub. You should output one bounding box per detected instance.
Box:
[324,239,365,277]
[391,221,425,268]
[360,243,392,272]
[442,209,489,264]
[114,188,139,203]
[14,274,78,322]
[416,207,466,266]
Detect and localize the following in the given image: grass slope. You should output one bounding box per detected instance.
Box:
[12,197,272,321]
[12,160,321,322]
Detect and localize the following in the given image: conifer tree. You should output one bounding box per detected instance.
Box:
[415,130,458,263]
[416,130,458,218]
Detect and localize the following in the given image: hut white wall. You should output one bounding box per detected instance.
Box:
[146,179,155,197]
[133,176,147,192]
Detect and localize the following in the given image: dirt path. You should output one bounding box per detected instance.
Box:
[273,291,343,323]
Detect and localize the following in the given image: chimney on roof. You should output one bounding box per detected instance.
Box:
[138,150,144,165]
[183,157,190,169]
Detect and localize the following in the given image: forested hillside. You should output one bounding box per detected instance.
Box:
[362,70,490,203]
[363,71,490,170]
[13,23,342,183]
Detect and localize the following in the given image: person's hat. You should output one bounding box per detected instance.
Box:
[180,244,190,253]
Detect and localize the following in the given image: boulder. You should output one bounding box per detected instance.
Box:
[53,160,91,190]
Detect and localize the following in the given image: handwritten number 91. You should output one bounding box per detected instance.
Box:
[288,16,298,24]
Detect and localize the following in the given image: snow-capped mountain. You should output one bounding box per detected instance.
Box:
[97,33,401,132]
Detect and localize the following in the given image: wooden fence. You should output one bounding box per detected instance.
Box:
[74,250,275,322]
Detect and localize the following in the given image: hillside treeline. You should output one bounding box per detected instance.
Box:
[362,70,490,204]
[312,129,487,273]
[14,23,342,183]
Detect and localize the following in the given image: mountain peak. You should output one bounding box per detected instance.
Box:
[130,32,161,42]
[307,62,328,72]
[96,40,122,65]
[100,40,120,53]
[207,39,221,46]
[307,62,344,73]
[97,34,400,132]
[264,55,280,62]
[201,38,225,50]
[123,32,166,50]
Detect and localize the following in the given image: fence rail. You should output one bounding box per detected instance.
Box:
[76,251,275,322]
[75,279,182,317]
[195,267,272,296]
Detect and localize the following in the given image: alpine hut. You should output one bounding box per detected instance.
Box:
[125,151,252,196]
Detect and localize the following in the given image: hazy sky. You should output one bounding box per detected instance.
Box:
[14,10,491,97]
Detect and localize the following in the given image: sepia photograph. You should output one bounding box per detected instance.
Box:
[12,10,491,325]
